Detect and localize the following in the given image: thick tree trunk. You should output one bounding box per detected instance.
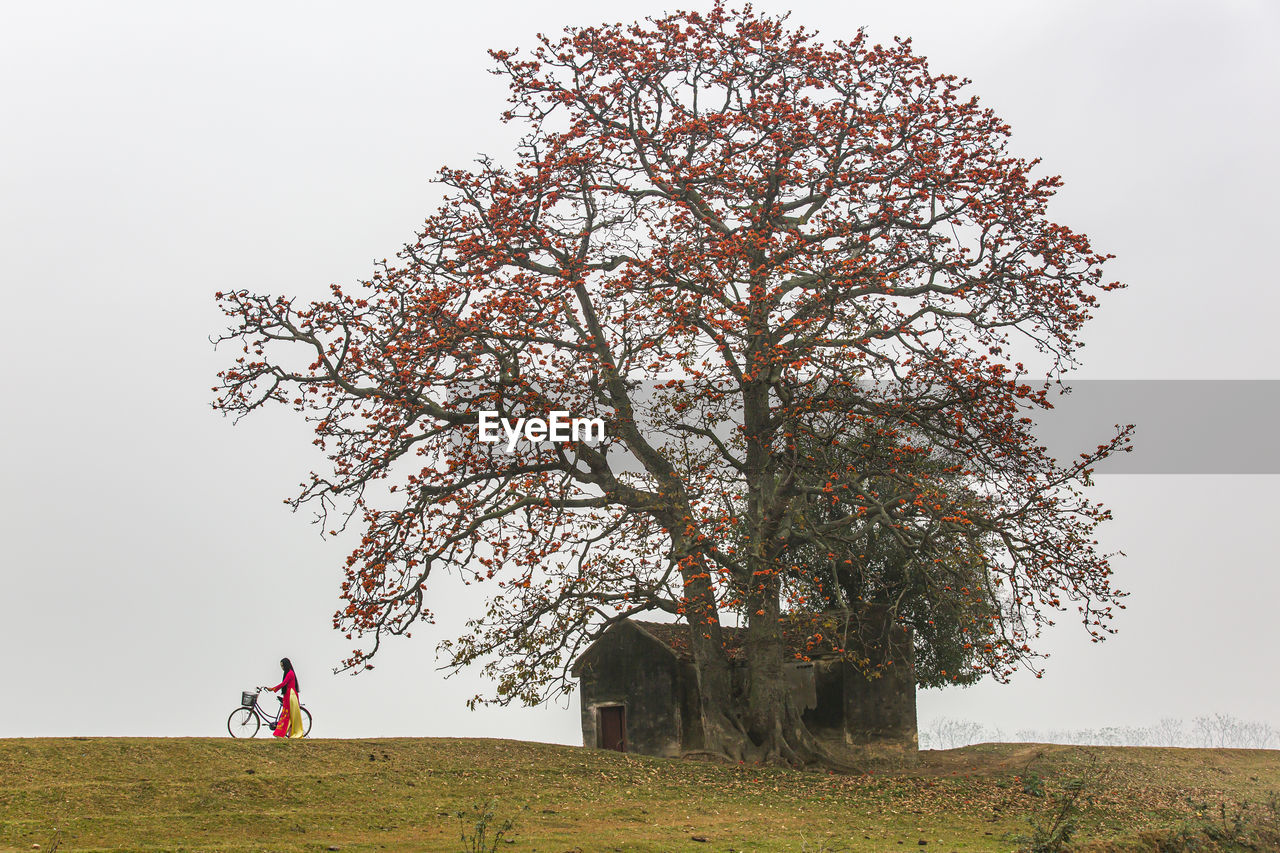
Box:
[744,579,792,756]
[739,639,868,769]
[686,621,753,761]
[671,543,756,762]
[683,587,866,770]
[741,581,863,769]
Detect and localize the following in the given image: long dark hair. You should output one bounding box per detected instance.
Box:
[280,657,299,694]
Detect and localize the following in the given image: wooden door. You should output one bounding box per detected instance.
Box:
[598,705,626,752]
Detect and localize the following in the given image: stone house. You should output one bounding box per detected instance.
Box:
[570,613,917,759]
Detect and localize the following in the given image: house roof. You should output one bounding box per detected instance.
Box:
[626,611,899,662]
[570,611,910,677]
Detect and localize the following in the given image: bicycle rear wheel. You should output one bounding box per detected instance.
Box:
[299,707,312,737]
[227,707,260,738]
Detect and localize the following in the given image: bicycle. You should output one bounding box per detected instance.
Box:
[227,688,312,738]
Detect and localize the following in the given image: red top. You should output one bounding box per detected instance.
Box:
[271,670,298,696]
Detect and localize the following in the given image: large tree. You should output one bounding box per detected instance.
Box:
[214,4,1129,766]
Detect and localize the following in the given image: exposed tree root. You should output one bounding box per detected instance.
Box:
[701,697,869,773]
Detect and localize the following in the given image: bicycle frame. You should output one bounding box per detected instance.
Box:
[259,692,309,723]
[251,693,283,727]
[228,689,311,738]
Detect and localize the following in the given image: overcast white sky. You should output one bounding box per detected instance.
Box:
[2,1,1277,742]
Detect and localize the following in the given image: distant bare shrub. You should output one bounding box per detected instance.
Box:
[1194,713,1240,748]
[1150,717,1183,747]
[1192,714,1277,749]
[921,717,1001,749]
[1095,727,1124,746]
[922,712,1276,749]
[1238,720,1277,749]
[1119,726,1150,746]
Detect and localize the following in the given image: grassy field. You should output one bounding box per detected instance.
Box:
[2,738,1278,852]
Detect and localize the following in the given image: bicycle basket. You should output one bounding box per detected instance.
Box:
[241,690,259,707]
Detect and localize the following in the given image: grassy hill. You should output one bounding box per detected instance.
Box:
[2,738,1278,852]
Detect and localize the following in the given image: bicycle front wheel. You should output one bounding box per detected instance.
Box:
[227,707,260,738]
[299,707,312,737]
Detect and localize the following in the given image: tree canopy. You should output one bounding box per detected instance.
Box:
[775,416,1005,688]
[214,3,1129,765]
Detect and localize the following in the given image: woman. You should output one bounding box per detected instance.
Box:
[266,657,304,738]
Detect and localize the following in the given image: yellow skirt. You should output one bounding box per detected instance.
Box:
[273,688,305,738]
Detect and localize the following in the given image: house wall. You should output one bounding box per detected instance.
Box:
[799,659,846,739]
[842,659,918,748]
[576,626,685,758]
[840,623,919,759]
[574,618,919,763]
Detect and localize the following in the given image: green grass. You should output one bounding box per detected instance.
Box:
[1,738,1278,852]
